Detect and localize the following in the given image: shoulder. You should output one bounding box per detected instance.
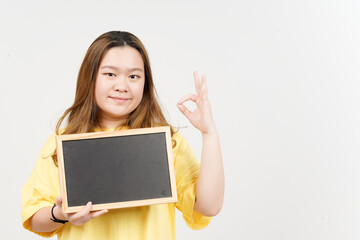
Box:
[171,130,199,162]
[171,130,184,142]
[171,130,187,151]
[38,127,65,159]
[39,132,57,158]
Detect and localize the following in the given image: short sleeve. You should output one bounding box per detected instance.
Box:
[172,132,212,230]
[21,133,64,237]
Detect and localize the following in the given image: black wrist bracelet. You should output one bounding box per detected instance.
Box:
[50,203,68,224]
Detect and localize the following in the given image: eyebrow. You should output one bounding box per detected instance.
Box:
[100,65,144,72]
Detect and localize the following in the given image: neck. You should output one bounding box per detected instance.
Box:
[98,115,128,130]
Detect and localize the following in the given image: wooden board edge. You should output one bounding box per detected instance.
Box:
[55,135,69,213]
[58,126,171,141]
[165,127,178,202]
[63,196,178,213]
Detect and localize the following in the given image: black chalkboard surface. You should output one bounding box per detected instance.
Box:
[56,126,177,213]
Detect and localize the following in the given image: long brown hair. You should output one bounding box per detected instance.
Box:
[52,31,175,164]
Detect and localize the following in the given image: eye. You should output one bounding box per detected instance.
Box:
[105,73,116,77]
[129,75,140,80]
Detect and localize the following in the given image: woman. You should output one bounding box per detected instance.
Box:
[21,31,224,239]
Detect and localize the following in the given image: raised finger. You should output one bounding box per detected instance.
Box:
[193,71,201,95]
[200,75,208,100]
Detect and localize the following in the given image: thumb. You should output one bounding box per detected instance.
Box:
[55,196,63,207]
[54,196,68,220]
[177,103,192,120]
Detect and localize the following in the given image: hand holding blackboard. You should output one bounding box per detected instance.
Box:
[51,196,108,226]
[56,126,177,214]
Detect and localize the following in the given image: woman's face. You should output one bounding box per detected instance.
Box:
[95,46,145,129]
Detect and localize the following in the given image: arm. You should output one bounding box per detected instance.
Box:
[30,196,108,232]
[30,206,63,232]
[177,72,224,217]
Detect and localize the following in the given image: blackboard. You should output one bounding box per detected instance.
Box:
[56,126,177,213]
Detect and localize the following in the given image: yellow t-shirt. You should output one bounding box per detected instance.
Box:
[21,128,211,240]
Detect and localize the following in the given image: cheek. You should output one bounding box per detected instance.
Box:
[94,78,107,100]
[94,84,101,104]
[136,82,145,101]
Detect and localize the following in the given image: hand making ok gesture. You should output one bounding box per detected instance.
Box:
[177,71,224,216]
[177,71,217,135]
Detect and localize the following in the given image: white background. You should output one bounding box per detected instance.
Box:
[1,0,360,239]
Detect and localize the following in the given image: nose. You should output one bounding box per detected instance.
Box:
[113,76,128,92]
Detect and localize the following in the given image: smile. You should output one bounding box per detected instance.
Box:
[110,96,130,103]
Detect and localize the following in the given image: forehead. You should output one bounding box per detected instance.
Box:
[100,46,144,69]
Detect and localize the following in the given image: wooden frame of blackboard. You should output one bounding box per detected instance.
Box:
[56,126,177,213]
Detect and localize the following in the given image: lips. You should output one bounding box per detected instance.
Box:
[109,96,130,103]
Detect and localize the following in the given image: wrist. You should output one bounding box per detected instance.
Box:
[50,204,68,224]
[55,205,68,221]
[201,127,218,138]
